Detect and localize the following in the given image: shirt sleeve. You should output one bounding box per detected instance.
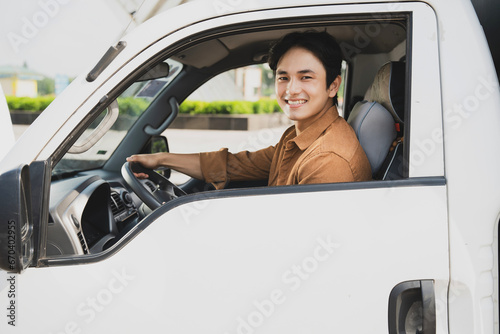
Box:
[200,146,275,190]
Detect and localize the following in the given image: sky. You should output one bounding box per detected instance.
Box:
[0,1,133,78]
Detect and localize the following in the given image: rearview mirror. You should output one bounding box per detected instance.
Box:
[137,62,170,82]
[0,165,33,273]
[140,135,170,178]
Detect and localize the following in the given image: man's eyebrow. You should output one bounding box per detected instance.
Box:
[276,69,316,75]
[298,69,316,74]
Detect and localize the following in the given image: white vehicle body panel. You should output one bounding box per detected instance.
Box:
[0,85,15,162]
[430,1,500,333]
[11,185,448,333]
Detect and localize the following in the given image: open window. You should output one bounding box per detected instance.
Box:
[161,17,409,187]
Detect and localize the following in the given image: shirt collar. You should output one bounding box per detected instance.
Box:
[291,106,340,151]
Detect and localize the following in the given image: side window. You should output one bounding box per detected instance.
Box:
[167,64,293,184]
[338,60,348,117]
[52,59,182,177]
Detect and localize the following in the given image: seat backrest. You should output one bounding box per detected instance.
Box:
[348,61,406,179]
[347,101,396,177]
[364,61,405,126]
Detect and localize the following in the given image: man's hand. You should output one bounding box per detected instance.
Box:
[126,152,203,180]
[126,153,162,179]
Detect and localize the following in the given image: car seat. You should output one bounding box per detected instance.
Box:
[347,61,406,180]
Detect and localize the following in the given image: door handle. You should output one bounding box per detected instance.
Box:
[144,97,178,135]
[388,280,435,334]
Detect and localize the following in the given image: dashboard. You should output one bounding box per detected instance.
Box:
[48,174,141,257]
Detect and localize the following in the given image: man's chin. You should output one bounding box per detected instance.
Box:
[282,104,299,116]
[284,107,305,121]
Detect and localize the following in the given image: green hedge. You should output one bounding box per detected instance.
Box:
[6,96,55,112]
[117,97,150,116]
[179,99,280,115]
[251,99,281,114]
[7,95,282,115]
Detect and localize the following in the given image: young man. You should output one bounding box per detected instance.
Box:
[127,31,372,189]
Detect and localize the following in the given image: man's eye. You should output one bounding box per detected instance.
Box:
[302,76,312,80]
[278,77,288,81]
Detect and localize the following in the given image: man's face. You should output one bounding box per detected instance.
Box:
[275,46,339,131]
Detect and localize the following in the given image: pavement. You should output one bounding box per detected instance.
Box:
[13,124,288,152]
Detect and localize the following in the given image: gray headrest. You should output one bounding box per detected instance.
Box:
[347,101,397,175]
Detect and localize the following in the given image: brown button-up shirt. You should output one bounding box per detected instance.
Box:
[200,107,372,189]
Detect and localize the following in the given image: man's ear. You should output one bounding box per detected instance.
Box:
[328,75,342,98]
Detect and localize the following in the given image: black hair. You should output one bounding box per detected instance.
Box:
[267,31,343,104]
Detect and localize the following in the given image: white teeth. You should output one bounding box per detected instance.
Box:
[287,100,306,105]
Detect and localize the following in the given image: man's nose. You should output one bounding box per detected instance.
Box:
[286,78,301,95]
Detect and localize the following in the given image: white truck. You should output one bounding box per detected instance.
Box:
[0,85,15,161]
[1,0,499,333]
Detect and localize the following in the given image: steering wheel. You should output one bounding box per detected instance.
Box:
[121,161,186,211]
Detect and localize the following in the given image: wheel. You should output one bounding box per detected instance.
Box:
[121,161,186,211]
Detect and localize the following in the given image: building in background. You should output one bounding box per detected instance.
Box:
[235,66,263,101]
[0,64,43,97]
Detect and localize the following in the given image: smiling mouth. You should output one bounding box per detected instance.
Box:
[286,99,307,106]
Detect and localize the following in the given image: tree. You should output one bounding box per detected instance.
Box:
[37,77,55,96]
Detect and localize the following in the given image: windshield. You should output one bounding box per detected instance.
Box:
[52,59,182,176]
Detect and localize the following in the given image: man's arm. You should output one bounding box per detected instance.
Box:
[126,152,203,180]
[200,146,276,189]
[128,145,276,189]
